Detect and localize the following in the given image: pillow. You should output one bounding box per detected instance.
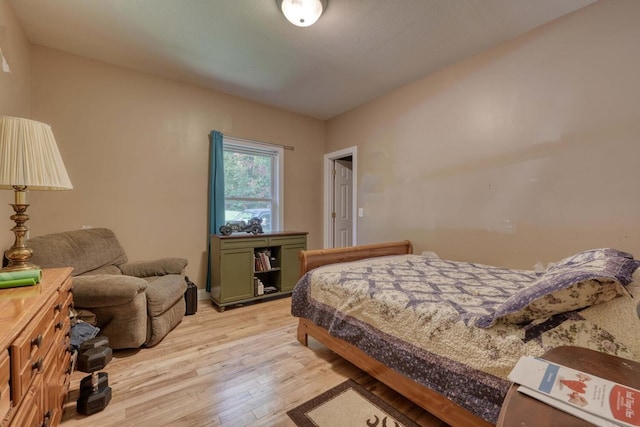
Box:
[475,254,640,328]
[547,248,634,269]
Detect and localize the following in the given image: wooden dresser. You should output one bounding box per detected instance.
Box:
[0,268,73,427]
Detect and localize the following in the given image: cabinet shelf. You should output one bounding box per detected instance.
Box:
[254,267,281,273]
[209,231,307,311]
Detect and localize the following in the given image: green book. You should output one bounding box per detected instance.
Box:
[0,269,42,288]
[0,278,39,288]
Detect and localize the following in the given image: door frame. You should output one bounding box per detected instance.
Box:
[323,146,358,248]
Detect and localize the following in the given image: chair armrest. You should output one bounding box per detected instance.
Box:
[119,257,188,277]
[72,274,148,308]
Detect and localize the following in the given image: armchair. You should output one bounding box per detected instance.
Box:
[27,228,188,349]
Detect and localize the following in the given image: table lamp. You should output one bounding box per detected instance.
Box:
[0,116,73,271]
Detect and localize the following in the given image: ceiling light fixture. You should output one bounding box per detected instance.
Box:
[277,0,328,27]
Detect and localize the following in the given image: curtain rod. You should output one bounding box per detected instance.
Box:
[226,134,295,151]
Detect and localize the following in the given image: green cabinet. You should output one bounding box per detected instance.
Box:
[279,240,307,292]
[209,232,307,310]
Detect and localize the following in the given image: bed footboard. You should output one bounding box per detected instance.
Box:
[297,318,492,427]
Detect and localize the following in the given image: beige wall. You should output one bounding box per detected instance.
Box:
[3,0,640,282]
[25,47,324,288]
[327,0,640,268]
[0,0,31,252]
[0,0,29,115]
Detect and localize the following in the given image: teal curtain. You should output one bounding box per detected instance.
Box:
[209,130,226,234]
[207,130,225,292]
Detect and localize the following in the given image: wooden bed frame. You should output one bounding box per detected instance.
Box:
[296,241,494,427]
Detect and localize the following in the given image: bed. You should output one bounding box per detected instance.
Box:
[291,241,640,426]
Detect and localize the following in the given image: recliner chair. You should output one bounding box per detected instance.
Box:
[27,228,188,349]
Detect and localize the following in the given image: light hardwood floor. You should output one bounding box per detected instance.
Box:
[60,297,449,427]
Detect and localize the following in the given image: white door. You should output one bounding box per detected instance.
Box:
[332,158,353,247]
[323,146,357,249]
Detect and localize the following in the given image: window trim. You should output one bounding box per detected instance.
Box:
[223,136,284,232]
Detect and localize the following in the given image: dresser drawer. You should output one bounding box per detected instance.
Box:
[9,373,43,427]
[54,308,71,372]
[60,344,73,389]
[54,283,72,318]
[268,235,307,246]
[219,237,269,249]
[53,292,72,341]
[10,294,57,403]
[0,351,11,422]
[42,349,61,427]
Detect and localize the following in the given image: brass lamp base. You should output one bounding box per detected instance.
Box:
[1,261,39,272]
[2,201,39,272]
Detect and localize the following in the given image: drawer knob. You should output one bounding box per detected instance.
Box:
[31,334,43,348]
[55,321,64,330]
[32,357,43,372]
[54,303,63,312]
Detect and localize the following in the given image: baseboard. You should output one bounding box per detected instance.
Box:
[197,288,209,301]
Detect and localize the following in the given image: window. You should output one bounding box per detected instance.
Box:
[223,137,283,232]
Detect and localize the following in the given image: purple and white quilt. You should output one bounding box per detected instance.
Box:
[291,253,640,424]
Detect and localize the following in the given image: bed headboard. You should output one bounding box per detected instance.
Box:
[298,240,413,277]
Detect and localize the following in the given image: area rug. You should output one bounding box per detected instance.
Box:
[287,379,419,427]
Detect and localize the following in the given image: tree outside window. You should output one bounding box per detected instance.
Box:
[223,138,283,232]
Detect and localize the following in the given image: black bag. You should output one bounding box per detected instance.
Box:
[184,276,198,315]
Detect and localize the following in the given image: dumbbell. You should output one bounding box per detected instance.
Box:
[76,336,113,415]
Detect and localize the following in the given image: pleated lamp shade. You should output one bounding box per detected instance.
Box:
[0,116,73,272]
[0,116,73,191]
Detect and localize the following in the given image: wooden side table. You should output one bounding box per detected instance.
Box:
[497,346,640,426]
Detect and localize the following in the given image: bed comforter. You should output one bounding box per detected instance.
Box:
[291,253,640,424]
